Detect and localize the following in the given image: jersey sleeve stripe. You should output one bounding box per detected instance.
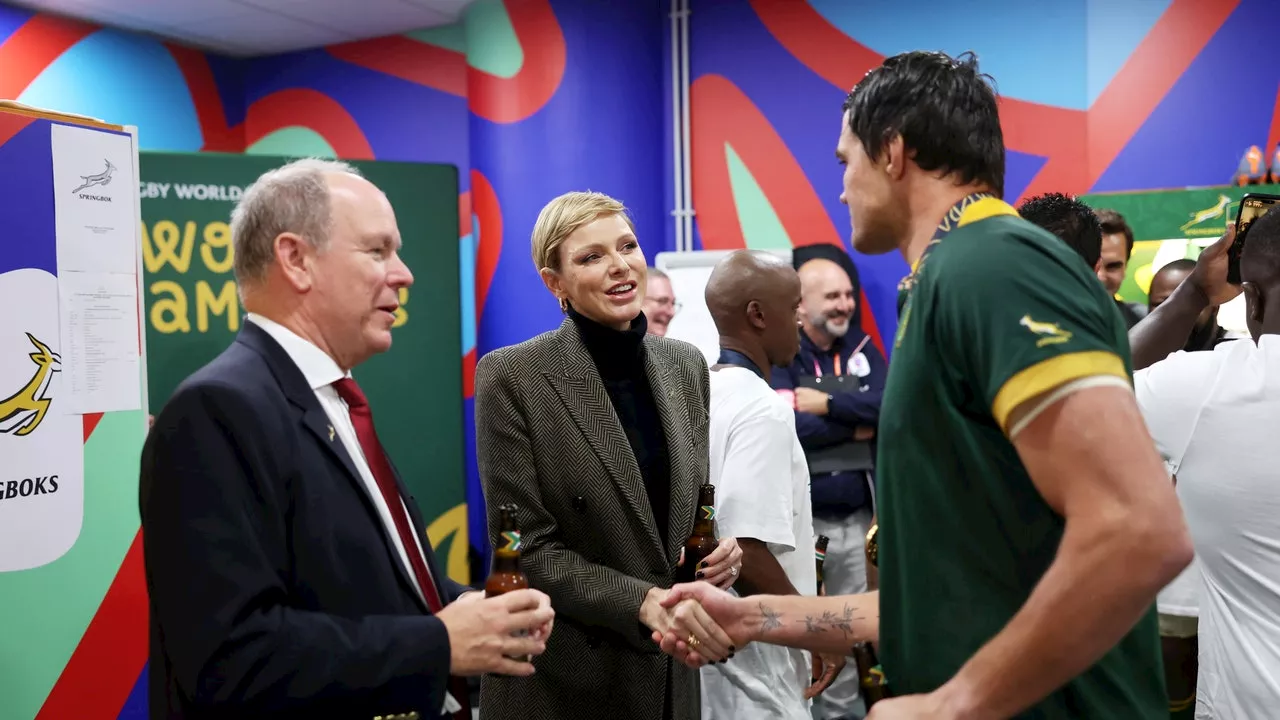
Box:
[991,350,1128,433]
[1007,375,1133,438]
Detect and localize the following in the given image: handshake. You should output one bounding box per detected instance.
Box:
[641,581,753,668]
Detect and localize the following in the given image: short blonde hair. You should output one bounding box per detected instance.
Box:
[531,191,635,272]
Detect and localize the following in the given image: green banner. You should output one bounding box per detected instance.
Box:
[1082,183,1280,241]
[1082,183,1280,305]
[138,152,470,582]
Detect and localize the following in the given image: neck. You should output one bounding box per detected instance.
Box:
[245,293,355,372]
[802,325,834,352]
[718,337,770,383]
[901,181,994,270]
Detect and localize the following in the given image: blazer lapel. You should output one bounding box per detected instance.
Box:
[237,323,430,613]
[543,320,666,563]
[645,339,698,563]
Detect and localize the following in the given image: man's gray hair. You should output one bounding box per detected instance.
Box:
[648,266,669,281]
[230,157,362,286]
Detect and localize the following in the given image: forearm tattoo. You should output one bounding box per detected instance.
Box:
[755,601,872,642]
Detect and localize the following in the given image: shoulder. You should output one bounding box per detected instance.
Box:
[711,370,792,426]
[645,334,710,385]
[933,215,1108,302]
[645,334,707,368]
[476,327,562,376]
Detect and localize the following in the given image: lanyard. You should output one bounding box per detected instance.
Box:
[812,334,869,377]
[717,348,765,380]
[896,192,994,317]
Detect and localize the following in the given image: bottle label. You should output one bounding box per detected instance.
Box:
[867,665,887,687]
[501,530,523,552]
[700,505,717,520]
[815,548,826,562]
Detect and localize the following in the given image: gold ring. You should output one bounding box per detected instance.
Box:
[687,634,700,648]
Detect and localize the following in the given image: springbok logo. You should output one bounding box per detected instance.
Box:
[70,159,115,194]
[1019,314,1072,348]
[1179,194,1234,233]
[0,333,62,436]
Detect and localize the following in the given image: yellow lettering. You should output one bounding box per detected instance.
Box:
[200,221,234,274]
[393,288,409,328]
[142,220,195,274]
[150,281,190,334]
[196,280,240,333]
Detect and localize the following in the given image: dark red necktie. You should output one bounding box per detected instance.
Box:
[332,377,470,718]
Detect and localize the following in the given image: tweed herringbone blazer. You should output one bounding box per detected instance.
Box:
[474,318,710,720]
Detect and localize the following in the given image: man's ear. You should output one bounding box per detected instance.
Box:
[1243,281,1264,324]
[883,134,906,181]
[746,299,766,330]
[275,232,313,292]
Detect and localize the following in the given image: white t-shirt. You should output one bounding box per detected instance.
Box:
[1135,336,1280,720]
[700,366,817,720]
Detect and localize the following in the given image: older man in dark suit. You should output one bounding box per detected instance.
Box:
[140,158,553,720]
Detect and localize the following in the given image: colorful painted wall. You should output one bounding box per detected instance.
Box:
[3,0,1280,717]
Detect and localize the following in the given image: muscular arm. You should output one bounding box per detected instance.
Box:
[933,385,1194,719]
[1129,280,1211,370]
[141,383,450,713]
[475,353,657,651]
[743,592,880,655]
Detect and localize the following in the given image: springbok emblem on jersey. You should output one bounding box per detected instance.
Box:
[1179,194,1232,233]
[0,333,62,436]
[71,159,115,194]
[1019,314,1072,348]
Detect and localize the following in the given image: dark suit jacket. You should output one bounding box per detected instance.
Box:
[139,321,469,720]
[474,318,710,720]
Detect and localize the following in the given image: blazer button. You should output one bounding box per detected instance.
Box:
[572,496,586,512]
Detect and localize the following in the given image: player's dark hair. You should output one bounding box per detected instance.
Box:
[1095,209,1135,259]
[842,50,1005,198]
[1018,193,1103,269]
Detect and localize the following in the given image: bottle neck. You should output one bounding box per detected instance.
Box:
[691,495,716,535]
[490,551,521,574]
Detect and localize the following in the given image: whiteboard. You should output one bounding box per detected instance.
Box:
[654,249,792,365]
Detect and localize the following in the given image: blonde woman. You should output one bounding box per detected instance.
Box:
[475,191,743,719]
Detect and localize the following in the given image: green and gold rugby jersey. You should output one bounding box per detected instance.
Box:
[877,196,1166,718]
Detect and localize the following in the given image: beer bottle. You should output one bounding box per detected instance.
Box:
[485,504,531,662]
[677,484,719,584]
[852,641,891,707]
[814,535,830,595]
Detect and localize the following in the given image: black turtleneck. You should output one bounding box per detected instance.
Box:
[570,308,672,545]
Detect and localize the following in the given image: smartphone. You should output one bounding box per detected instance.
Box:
[1229,193,1280,284]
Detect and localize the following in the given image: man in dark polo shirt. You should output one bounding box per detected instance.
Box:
[840,51,1192,718]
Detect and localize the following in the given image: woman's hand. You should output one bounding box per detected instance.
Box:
[640,587,734,664]
[697,536,743,589]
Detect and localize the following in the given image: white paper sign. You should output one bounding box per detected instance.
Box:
[0,269,85,572]
[57,271,142,414]
[50,123,138,275]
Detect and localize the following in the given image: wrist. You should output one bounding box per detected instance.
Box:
[932,677,984,720]
[639,587,664,627]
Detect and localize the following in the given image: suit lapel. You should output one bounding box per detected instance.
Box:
[543,321,666,564]
[237,323,430,613]
[645,339,698,562]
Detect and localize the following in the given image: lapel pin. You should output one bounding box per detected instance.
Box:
[328,425,335,441]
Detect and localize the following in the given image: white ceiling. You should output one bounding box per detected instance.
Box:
[4,0,476,56]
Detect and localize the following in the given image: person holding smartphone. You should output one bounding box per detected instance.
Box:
[1129,201,1280,719]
